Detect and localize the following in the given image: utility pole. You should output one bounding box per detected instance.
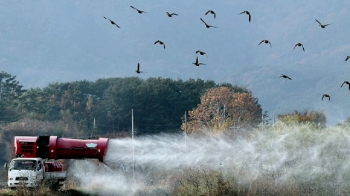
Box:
[90,117,95,138]
[223,104,226,119]
[262,110,264,131]
[184,111,187,164]
[185,111,187,151]
[272,111,275,130]
[132,109,135,183]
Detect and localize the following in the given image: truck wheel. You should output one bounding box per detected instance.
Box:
[50,182,60,191]
[44,180,61,191]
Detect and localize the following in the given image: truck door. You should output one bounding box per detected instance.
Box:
[36,160,44,181]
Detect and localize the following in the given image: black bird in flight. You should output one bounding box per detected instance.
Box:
[103,16,120,28]
[279,74,292,80]
[200,18,217,28]
[196,50,208,58]
[205,10,216,18]
[322,94,330,101]
[341,81,350,89]
[345,56,350,61]
[259,40,272,47]
[239,11,251,22]
[135,63,146,74]
[192,57,206,66]
[130,6,147,14]
[154,40,165,49]
[315,19,330,28]
[293,43,305,51]
[166,12,178,17]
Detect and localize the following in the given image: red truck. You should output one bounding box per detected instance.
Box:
[4,136,109,189]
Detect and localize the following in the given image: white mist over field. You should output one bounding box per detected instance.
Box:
[69,124,350,196]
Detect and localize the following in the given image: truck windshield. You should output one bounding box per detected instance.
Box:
[9,160,37,170]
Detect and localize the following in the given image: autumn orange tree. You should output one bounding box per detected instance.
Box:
[181,87,262,134]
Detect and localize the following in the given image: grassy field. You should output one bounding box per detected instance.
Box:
[0,187,94,196]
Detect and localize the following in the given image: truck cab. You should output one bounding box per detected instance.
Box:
[5,158,45,188]
[5,157,67,188]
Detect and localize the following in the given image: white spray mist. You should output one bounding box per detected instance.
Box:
[69,124,350,195]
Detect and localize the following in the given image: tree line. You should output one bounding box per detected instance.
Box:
[0,71,264,136]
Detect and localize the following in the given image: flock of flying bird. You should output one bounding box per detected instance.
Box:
[103,7,253,71]
[103,5,349,102]
[103,6,229,72]
[277,18,349,102]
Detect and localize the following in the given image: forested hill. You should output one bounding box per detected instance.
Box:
[0,72,255,136]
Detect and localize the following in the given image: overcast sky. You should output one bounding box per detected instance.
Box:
[1,0,350,125]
